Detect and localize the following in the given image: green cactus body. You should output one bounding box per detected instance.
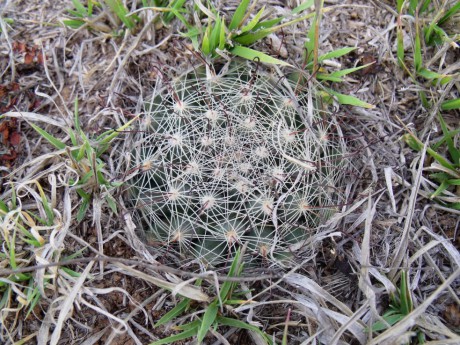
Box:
[128,62,347,266]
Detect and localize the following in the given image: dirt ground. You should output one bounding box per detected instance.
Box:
[0,0,459,344]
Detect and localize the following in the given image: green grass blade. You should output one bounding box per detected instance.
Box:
[216,316,273,345]
[229,0,251,30]
[197,301,218,344]
[209,15,221,54]
[397,21,405,68]
[201,26,211,55]
[438,113,460,164]
[96,115,139,155]
[230,45,291,66]
[175,320,202,331]
[234,29,272,46]
[105,194,118,214]
[420,90,430,108]
[88,0,94,16]
[432,128,460,150]
[414,21,422,72]
[424,9,445,44]
[74,97,82,134]
[438,2,460,26]
[252,17,283,31]
[154,298,190,328]
[235,13,314,46]
[441,98,460,111]
[292,0,315,14]
[282,309,290,345]
[71,0,88,16]
[149,326,199,345]
[170,7,190,28]
[25,285,42,318]
[431,180,450,199]
[63,19,86,28]
[164,0,187,23]
[430,172,452,183]
[418,68,452,84]
[323,88,375,109]
[396,0,404,13]
[371,313,405,332]
[29,123,66,150]
[0,200,8,213]
[408,0,418,16]
[448,202,460,210]
[36,182,54,225]
[304,16,316,65]
[219,17,226,50]
[77,196,90,222]
[419,0,430,14]
[403,132,457,170]
[315,47,355,64]
[67,9,85,18]
[402,133,423,151]
[327,63,374,78]
[220,249,242,301]
[241,6,264,33]
[399,271,413,315]
[316,74,343,82]
[104,0,138,29]
[428,148,456,171]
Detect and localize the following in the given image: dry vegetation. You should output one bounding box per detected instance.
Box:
[0,0,459,344]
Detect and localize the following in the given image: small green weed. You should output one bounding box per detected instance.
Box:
[25,98,137,222]
[150,249,272,345]
[295,0,375,108]
[395,0,459,211]
[63,0,140,34]
[394,0,460,110]
[370,271,426,344]
[179,0,316,65]
[403,113,460,210]
[141,0,188,26]
[0,17,14,32]
[0,185,80,324]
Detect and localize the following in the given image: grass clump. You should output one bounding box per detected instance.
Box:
[394,0,459,210]
[150,248,273,344]
[0,182,80,340]
[63,0,141,34]
[394,0,460,109]
[403,113,460,210]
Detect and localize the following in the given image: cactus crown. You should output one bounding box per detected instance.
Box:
[128,62,347,267]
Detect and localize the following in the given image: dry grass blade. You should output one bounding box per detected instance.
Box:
[384,167,397,212]
[329,303,369,345]
[112,262,210,302]
[2,111,67,128]
[390,140,428,280]
[291,293,367,344]
[49,261,94,345]
[283,273,354,317]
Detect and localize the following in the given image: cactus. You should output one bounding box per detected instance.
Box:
[127,61,348,266]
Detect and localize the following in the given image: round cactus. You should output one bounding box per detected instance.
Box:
[127,62,347,266]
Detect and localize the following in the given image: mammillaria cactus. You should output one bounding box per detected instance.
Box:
[127,61,348,267]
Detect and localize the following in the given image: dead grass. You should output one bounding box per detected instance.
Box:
[0,0,459,344]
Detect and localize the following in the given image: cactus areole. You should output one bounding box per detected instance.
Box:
[128,62,347,267]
